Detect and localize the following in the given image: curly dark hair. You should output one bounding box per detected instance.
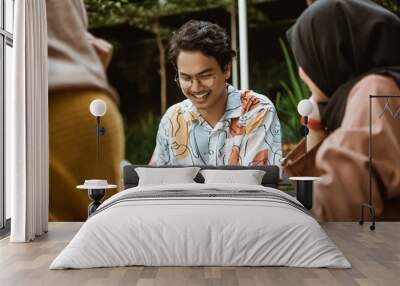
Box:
[168,20,236,72]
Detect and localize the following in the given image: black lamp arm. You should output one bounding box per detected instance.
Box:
[96,117,106,136]
[95,116,106,160]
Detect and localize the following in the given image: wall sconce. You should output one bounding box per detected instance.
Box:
[297,99,313,156]
[89,99,107,160]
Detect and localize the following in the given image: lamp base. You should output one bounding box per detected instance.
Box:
[87,189,106,216]
[295,180,313,210]
[289,177,320,210]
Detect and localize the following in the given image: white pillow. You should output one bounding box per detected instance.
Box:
[135,167,201,186]
[200,169,266,185]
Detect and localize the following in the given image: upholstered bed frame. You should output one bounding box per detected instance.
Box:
[123,165,280,189]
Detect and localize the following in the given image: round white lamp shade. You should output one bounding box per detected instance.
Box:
[297,99,313,116]
[90,99,107,117]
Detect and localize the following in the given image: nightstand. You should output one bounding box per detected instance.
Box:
[77,180,117,217]
[289,176,320,210]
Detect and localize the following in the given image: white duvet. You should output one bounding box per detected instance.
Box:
[50,183,351,269]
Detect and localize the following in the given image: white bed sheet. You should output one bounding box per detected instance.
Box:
[50,183,351,269]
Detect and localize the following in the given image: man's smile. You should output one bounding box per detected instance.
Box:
[189,91,211,101]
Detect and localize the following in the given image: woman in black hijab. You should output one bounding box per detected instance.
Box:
[282,0,400,221]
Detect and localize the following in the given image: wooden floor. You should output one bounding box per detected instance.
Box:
[0,222,399,286]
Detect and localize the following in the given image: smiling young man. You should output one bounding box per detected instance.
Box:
[150,20,282,166]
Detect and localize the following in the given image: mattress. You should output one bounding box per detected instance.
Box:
[50,183,351,269]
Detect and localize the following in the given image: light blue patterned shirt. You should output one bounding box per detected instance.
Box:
[151,85,282,167]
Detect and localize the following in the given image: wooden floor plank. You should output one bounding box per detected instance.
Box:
[0,222,399,286]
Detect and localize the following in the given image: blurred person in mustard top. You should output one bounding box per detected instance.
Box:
[47,0,124,221]
[150,20,282,167]
[282,0,400,221]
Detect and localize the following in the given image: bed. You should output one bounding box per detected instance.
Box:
[50,165,350,269]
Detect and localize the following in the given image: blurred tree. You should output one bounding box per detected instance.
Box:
[276,38,310,144]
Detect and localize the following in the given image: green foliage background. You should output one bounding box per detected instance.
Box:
[124,113,160,164]
[275,38,310,144]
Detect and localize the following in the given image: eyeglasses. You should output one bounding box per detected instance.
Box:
[174,73,217,90]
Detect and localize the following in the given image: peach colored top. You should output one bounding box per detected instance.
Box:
[283,75,400,221]
[46,0,117,101]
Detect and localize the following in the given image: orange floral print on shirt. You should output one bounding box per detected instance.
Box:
[250,149,268,166]
[229,117,245,136]
[228,145,240,165]
[246,108,269,134]
[170,107,190,160]
[241,90,260,112]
